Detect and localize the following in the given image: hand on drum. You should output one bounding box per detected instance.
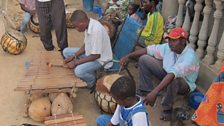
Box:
[120,55,129,66]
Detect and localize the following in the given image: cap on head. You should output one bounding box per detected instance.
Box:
[165,27,188,40]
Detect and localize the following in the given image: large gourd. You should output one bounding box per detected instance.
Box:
[51,93,73,116]
[28,97,51,122]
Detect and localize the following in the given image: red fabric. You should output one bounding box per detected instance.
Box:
[192,64,224,126]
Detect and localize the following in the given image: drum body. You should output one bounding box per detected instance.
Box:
[99,19,116,39]
[65,12,74,28]
[94,74,122,114]
[1,29,27,55]
[29,14,40,34]
[65,7,76,28]
[94,91,117,114]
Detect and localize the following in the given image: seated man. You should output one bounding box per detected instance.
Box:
[137,0,164,47]
[63,10,113,89]
[120,27,200,121]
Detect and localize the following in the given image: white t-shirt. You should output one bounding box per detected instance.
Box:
[37,0,51,2]
[111,98,149,126]
[84,18,113,69]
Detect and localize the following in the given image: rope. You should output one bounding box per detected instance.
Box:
[71,112,77,126]
[54,114,58,126]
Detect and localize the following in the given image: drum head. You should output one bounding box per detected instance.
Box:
[7,28,27,42]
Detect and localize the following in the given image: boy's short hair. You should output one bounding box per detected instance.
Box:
[110,76,136,100]
[70,10,88,23]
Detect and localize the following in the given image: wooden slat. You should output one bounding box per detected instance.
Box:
[15,51,84,92]
[44,113,87,126]
[45,115,84,125]
[45,113,82,120]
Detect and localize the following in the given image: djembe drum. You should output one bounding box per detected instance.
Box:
[1,28,27,55]
[94,74,122,114]
[28,14,40,34]
[65,11,74,28]
[99,19,116,39]
[65,7,76,28]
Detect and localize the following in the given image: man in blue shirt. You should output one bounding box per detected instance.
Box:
[120,27,200,121]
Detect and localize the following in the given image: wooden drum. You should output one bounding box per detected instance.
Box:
[99,19,116,39]
[94,74,122,114]
[28,14,40,34]
[65,7,76,28]
[1,28,27,55]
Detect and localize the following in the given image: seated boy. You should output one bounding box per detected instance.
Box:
[96,76,150,126]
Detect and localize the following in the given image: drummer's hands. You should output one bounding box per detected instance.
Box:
[120,55,129,66]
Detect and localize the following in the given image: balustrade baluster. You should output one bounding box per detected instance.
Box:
[189,0,203,49]
[203,0,223,65]
[176,0,186,27]
[196,0,213,59]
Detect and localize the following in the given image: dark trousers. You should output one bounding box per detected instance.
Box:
[138,55,190,111]
[35,0,68,50]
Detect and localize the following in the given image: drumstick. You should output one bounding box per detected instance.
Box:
[46,62,64,68]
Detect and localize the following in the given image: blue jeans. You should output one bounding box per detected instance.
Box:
[63,47,102,87]
[20,12,31,33]
[97,114,115,126]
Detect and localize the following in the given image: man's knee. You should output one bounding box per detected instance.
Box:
[96,115,111,126]
[74,68,84,78]
[139,55,151,65]
[62,47,69,57]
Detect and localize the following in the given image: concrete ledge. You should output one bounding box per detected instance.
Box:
[196,61,216,93]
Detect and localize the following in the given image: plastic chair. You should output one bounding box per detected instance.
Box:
[102,16,143,79]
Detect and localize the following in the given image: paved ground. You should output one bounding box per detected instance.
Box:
[0,0,196,126]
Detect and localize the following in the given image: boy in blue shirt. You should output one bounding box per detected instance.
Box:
[96,76,150,126]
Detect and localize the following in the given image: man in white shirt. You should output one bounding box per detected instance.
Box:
[63,10,113,89]
[35,0,68,51]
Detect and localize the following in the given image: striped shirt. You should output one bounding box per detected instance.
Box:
[141,12,164,46]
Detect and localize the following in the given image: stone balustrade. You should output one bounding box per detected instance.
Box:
[175,0,224,71]
[168,0,224,89]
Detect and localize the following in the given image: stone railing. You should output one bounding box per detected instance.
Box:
[163,0,224,90]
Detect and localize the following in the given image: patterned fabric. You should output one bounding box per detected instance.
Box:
[19,0,36,11]
[147,43,200,92]
[140,12,164,46]
[192,64,224,126]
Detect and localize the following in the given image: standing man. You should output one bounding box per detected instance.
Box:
[63,10,113,89]
[35,0,68,51]
[19,0,36,33]
[120,27,200,121]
